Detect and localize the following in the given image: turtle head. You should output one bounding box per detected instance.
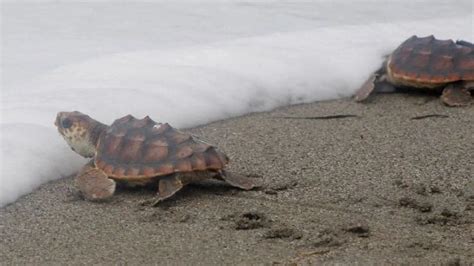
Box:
[55,111,107,158]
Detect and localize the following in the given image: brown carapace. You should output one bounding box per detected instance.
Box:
[355,35,474,106]
[96,115,228,179]
[55,112,261,204]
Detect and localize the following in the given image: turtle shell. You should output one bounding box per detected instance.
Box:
[94,115,229,179]
[387,35,474,86]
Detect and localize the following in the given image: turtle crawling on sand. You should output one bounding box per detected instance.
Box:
[55,111,261,203]
[355,35,474,106]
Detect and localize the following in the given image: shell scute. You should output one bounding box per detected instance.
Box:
[128,131,146,141]
[149,138,169,146]
[411,53,430,68]
[95,115,228,179]
[176,146,194,159]
[169,132,192,144]
[190,153,208,171]
[143,145,168,162]
[104,134,123,155]
[119,137,143,162]
[432,55,454,71]
[125,167,140,176]
[156,163,174,174]
[458,57,474,70]
[194,142,212,153]
[176,160,193,172]
[141,166,156,176]
[203,148,226,169]
[131,116,154,128]
[103,164,114,175]
[113,167,126,176]
[115,115,134,124]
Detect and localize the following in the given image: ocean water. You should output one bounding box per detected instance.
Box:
[1,0,472,206]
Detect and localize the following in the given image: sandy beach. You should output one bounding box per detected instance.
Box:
[1,94,473,265]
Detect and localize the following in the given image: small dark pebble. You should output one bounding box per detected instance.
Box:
[234,212,270,230]
[415,210,466,226]
[310,230,344,248]
[399,197,432,213]
[399,197,416,207]
[446,257,461,266]
[418,215,448,226]
[440,208,457,218]
[407,241,434,250]
[462,183,474,202]
[269,181,298,191]
[413,184,427,195]
[264,227,303,240]
[465,202,473,211]
[63,189,83,203]
[393,179,403,186]
[264,189,278,195]
[344,223,370,237]
[393,179,408,188]
[352,196,366,203]
[429,185,441,194]
[418,202,433,213]
[178,214,191,223]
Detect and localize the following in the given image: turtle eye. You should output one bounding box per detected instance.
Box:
[61,118,73,129]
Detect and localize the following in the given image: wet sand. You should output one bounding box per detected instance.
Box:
[1,94,473,265]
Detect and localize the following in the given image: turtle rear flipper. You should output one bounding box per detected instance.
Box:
[75,163,116,201]
[157,174,184,201]
[441,84,472,107]
[146,174,186,206]
[218,170,262,190]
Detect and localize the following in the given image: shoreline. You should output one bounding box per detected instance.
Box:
[1,94,473,264]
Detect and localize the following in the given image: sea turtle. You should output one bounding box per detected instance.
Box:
[354,35,474,106]
[55,111,261,204]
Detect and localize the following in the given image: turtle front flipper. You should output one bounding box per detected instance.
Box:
[75,162,116,201]
[354,73,378,102]
[218,170,262,190]
[441,83,472,107]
